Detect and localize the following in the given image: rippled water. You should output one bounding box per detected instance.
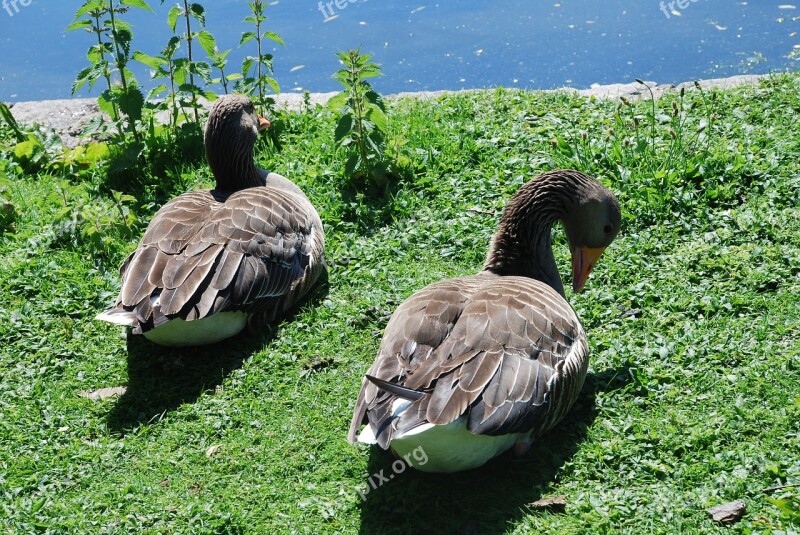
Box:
[0,0,798,101]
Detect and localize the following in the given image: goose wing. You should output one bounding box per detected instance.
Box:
[116,188,323,332]
[348,274,588,448]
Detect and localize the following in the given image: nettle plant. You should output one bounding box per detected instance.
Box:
[133,1,218,132]
[237,0,284,114]
[328,49,395,188]
[68,0,152,143]
[69,1,285,139]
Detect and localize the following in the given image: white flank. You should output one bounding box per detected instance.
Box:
[143,312,248,347]
[358,398,523,473]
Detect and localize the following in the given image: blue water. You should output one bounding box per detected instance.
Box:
[0,0,798,102]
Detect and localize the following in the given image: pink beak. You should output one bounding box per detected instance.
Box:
[258,115,270,131]
[571,246,606,292]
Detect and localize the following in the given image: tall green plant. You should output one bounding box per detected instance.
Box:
[134,1,216,131]
[238,0,283,113]
[328,49,391,187]
[133,35,182,130]
[171,1,212,125]
[68,0,151,143]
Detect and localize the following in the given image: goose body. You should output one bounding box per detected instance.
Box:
[97,95,325,346]
[348,170,620,473]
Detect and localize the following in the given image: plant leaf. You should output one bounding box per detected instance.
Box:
[97,91,118,119]
[326,92,350,111]
[132,51,167,69]
[117,86,145,122]
[345,153,360,176]
[73,1,106,20]
[239,31,256,45]
[190,3,206,26]
[197,30,217,56]
[334,114,353,145]
[262,31,284,46]
[366,106,388,133]
[65,19,93,32]
[167,5,181,32]
[121,0,154,11]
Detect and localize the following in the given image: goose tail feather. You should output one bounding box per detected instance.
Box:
[95,308,136,327]
[365,375,425,401]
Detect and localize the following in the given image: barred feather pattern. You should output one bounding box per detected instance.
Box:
[114,187,323,334]
[348,272,588,448]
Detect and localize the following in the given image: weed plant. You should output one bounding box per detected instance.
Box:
[237,0,284,114]
[68,0,152,143]
[328,49,409,189]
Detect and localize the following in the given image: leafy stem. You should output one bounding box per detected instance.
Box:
[328,48,394,188]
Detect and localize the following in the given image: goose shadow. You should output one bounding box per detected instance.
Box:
[106,272,329,433]
[355,366,632,534]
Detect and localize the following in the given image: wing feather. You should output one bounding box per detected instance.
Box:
[349,273,588,447]
[105,184,324,333]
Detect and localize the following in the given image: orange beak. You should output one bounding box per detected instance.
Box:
[257,115,270,131]
[571,246,606,293]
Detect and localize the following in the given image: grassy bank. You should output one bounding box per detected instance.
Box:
[0,75,799,533]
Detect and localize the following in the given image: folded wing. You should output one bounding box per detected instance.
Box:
[348,274,588,448]
[116,188,324,333]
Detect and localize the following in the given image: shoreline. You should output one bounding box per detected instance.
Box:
[6,75,766,149]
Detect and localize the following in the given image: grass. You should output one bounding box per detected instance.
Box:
[1,74,799,533]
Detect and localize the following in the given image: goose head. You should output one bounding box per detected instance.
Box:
[484,169,620,296]
[561,181,621,292]
[205,94,271,191]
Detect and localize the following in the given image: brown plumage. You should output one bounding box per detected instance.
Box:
[97,94,325,346]
[348,170,620,473]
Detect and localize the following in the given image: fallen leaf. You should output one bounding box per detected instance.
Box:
[79,386,127,400]
[707,500,746,524]
[529,496,568,513]
[206,444,221,457]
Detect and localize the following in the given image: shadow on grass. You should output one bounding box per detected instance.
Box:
[106,272,329,433]
[355,366,631,534]
[335,172,409,236]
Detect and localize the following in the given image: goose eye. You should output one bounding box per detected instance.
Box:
[603,224,614,234]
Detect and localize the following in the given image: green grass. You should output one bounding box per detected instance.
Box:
[1,74,799,533]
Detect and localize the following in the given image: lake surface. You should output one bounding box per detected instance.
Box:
[0,0,798,102]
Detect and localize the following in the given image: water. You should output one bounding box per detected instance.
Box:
[0,0,798,102]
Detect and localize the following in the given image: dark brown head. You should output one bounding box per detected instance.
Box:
[205,94,270,191]
[484,169,621,295]
[559,173,621,291]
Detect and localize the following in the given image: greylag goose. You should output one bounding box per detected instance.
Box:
[96,94,325,346]
[348,170,620,473]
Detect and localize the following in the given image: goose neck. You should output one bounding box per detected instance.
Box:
[483,177,575,297]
